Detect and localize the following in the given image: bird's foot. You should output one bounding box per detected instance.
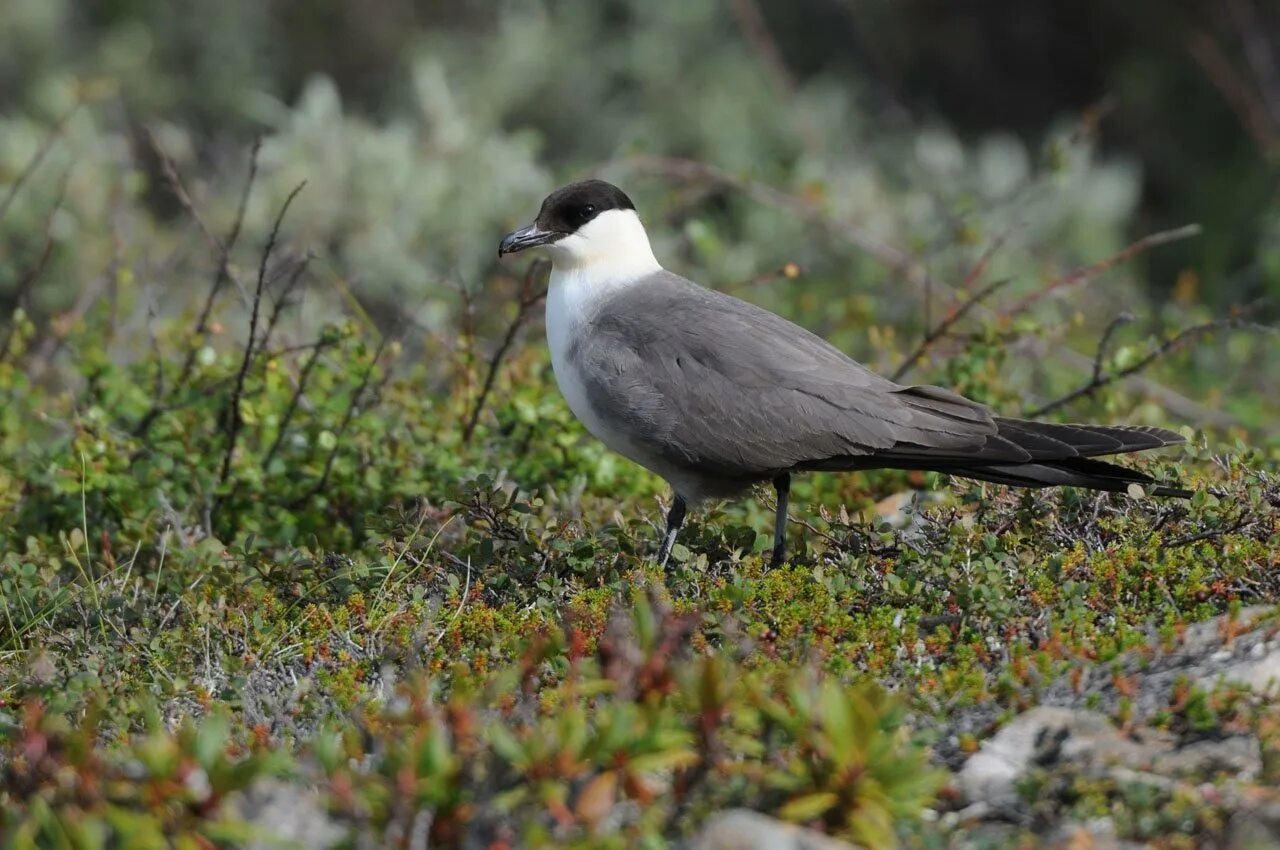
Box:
[767,543,786,569]
[655,530,678,568]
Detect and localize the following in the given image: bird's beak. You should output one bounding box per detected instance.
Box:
[498,223,555,257]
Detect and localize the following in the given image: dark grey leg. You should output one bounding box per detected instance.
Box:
[770,473,790,568]
[657,495,688,567]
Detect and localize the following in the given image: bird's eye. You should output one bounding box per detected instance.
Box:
[578,204,596,222]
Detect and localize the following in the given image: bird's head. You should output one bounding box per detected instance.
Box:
[499,179,659,278]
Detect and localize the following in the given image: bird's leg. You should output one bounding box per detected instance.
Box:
[656,495,688,567]
[769,473,791,568]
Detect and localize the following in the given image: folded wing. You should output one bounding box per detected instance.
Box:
[576,271,1185,496]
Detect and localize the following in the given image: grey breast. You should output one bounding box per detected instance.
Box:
[570,270,998,495]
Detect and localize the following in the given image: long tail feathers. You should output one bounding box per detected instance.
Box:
[802,418,1192,498]
[935,419,1191,497]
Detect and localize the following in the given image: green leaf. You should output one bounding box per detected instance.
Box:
[488,725,528,769]
[627,748,700,773]
[195,714,230,770]
[777,791,839,822]
[820,681,856,759]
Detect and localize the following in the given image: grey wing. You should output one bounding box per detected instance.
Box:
[576,273,999,480]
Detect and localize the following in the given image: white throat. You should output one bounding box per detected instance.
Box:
[544,207,662,333]
[542,208,662,449]
[545,208,661,286]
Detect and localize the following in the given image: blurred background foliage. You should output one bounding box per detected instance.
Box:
[0,0,1277,423]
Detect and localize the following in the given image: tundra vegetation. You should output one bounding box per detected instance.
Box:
[2,2,1279,847]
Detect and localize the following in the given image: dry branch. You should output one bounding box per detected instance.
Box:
[891,277,1012,382]
[719,262,802,294]
[461,258,549,445]
[216,181,306,493]
[261,252,313,350]
[1189,13,1280,157]
[1025,315,1276,418]
[194,138,262,343]
[725,0,826,160]
[1088,312,1137,385]
[453,277,479,416]
[133,140,263,439]
[0,168,72,362]
[296,334,390,505]
[260,339,333,472]
[0,106,77,227]
[1228,0,1280,126]
[997,225,1202,320]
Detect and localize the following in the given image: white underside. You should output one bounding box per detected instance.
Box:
[545,268,633,455]
[541,209,679,487]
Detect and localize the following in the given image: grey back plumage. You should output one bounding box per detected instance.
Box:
[573,270,1186,500]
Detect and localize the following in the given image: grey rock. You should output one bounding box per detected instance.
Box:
[1193,607,1280,696]
[1149,736,1262,781]
[690,810,857,850]
[1043,818,1144,850]
[945,821,1023,849]
[1181,606,1275,649]
[946,608,1280,845]
[956,707,1138,811]
[1027,607,1280,725]
[935,607,1280,773]
[1204,650,1280,695]
[958,706,1262,813]
[1227,803,1280,850]
[230,778,346,850]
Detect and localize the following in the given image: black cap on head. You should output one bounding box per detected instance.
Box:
[535,179,636,234]
[499,179,636,256]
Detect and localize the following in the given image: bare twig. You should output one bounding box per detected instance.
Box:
[891,277,1012,382]
[201,136,262,320]
[1189,32,1279,156]
[1227,0,1280,127]
[4,234,55,319]
[726,0,824,157]
[1089,312,1137,385]
[259,339,333,471]
[0,106,77,226]
[0,168,72,362]
[612,155,917,274]
[728,0,796,99]
[959,229,1014,292]
[998,224,1202,320]
[363,309,416,411]
[460,258,549,445]
[1166,515,1255,548]
[1025,316,1275,418]
[217,181,307,492]
[295,333,389,505]
[453,277,479,412]
[719,262,802,294]
[27,266,114,380]
[146,130,215,251]
[133,139,262,438]
[261,252,313,350]
[263,339,346,359]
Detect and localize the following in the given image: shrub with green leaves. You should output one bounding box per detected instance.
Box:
[0,596,945,848]
[0,700,290,849]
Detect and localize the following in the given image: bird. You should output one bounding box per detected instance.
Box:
[498,179,1190,567]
